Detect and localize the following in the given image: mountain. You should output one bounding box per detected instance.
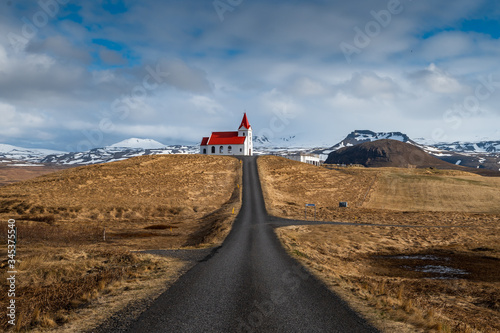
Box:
[42,145,199,165]
[253,135,272,146]
[320,130,500,155]
[325,139,455,168]
[317,130,500,171]
[430,141,500,153]
[253,134,305,147]
[2,133,500,170]
[324,130,415,152]
[0,144,66,163]
[109,138,167,149]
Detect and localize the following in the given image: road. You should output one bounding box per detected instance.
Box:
[126,156,378,333]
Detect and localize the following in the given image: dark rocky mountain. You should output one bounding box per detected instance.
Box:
[325,139,462,169]
[317,130,500,171]
[327,130,415,151]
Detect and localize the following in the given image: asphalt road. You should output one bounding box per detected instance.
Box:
[126,156,378,333]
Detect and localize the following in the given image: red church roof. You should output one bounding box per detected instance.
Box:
[200,113,251,146]
[200,132,246,146]
[239,113,251,130]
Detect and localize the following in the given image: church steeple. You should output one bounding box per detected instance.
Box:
[239,113,251,130]
[237,113,253,156]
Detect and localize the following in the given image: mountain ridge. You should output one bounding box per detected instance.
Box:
[1,133,499,170]
[109,138,167,149]
[325,139,456,169]
[328,130,416,151]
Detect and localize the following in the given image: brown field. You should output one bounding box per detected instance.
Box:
[259,156,500,333]
[0,163,72,187]
[0,154,242,332]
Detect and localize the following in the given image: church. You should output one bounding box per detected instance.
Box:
[200,113,253,156]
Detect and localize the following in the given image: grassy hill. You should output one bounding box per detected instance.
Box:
[259,155,500,222]
[0,154,242,331]
[364,167,500,213]
[259,155,500,332]
[0,154,242,248]
[0,163,70,187]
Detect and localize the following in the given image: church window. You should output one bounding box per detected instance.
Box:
[211,146,215,153]
[228,146,232,153]
[219,146,224,153]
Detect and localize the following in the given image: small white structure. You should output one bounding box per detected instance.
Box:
[285,153,321,166]
[200,113,253,156]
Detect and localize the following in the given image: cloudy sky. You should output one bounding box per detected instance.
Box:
[1,0,499,151]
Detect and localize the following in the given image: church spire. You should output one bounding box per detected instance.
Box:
[239,113,251,130]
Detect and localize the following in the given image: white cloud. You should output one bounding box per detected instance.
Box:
[26,35,92,64]
[159,59,213,94]
[259,89,300,118]
[289,77,329,96]
[0,1,499,149]
[0,102,55,142]
[190,95,223,115]
[92,70,116,85]
[409,63,465,94]
[419,31,476,61]
[341,72,401,100]
[114,124,200,143]
[0,45,7,69]
[0,102,16,121]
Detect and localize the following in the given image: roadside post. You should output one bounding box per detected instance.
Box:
[305,204,316,220]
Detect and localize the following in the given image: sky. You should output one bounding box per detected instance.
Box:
[0,0,499,151]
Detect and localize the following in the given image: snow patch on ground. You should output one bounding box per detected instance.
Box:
[9,164,44,167]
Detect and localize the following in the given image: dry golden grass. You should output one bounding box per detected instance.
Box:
[0,246,186,332]
[258,156,376,217]
[365,169,500,213]
[277,225,500,332]
[0,154,242,249]
[259,156,500,332]
[0,154,242,332]
[0,154,239,221]
[31,250,187,333]
[0,164,70,187]
[258,156,500,225]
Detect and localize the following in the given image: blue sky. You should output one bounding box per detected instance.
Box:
[0,0,499,151]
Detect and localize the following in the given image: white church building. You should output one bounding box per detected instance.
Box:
[200,113,253,156]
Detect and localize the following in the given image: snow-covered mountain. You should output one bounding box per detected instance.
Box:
[2,133,499,170]
[253,133,328,148]
[315,130,415,157]
[253,135,272,146]
[317,130,500,171]
[430,141,500,153]
[253,134,304,147]
[0,144,66,163]
[328,130,414,151]
[42,144,199,165]
[109,138,167,149]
